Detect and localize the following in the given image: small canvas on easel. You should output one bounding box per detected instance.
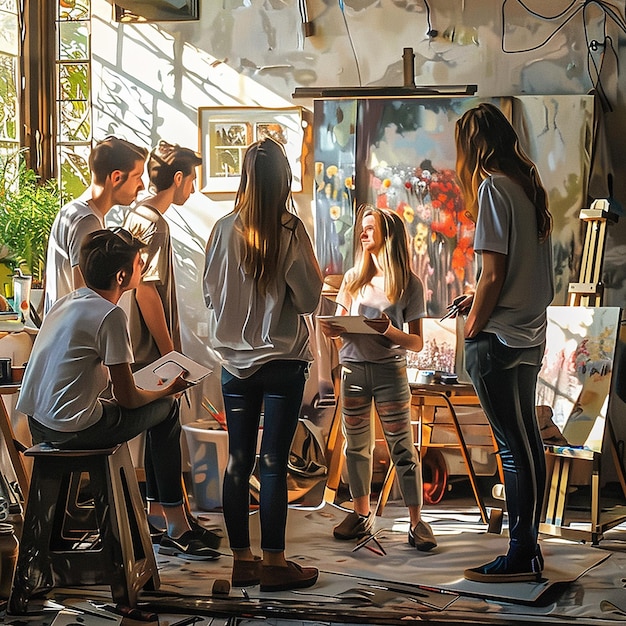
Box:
[407,318,457,374]
[407,317,470,383]
[536,306,621,451]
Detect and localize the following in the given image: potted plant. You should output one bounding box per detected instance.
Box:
[0,150,60,290]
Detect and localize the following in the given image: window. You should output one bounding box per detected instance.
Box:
[56,0,91,203]
[0,0,19,159]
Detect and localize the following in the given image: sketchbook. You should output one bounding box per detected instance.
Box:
[133,350,213,391]
[316,315,381,335]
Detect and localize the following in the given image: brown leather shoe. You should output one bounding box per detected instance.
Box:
[260,560,319,592]
[232,556,261,587]
[408,520,437,551]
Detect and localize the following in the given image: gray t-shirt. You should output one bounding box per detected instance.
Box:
[203,211,323,378]
[474,174,554,348]
[337,268,425,364]
[44,193,103,314]
[122,203,180,369]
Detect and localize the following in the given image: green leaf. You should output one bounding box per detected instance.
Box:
[0,150,61,284]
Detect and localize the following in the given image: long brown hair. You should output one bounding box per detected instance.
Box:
[346,205,411,304]
[455,102,552,241]
[234,137,294,294]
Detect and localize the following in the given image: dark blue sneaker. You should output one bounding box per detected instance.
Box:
[464,551,543,583]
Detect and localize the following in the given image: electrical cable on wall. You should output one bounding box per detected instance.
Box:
[336,0,440,87]
[423,0,434,37]
[298,0,314,37]
[338,0,362,86]
[500,0,626,112]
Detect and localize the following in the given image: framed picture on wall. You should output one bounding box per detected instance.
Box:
[198,106,304,193]
[113,0,199,22]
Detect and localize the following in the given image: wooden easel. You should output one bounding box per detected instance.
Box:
[0,384,29,502]
[541,200,626,544]
[567,201,618,306]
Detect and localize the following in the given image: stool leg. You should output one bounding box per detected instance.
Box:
[9,459,60,615]
[107,444,160,605]
[10,444,159,612]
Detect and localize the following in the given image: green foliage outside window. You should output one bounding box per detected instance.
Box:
[0,151,61,287]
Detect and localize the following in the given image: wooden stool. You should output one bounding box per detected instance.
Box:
[8,442,159,614]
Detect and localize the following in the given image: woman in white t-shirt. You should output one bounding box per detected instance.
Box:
[319,205,437,552]
[454,102,554,583]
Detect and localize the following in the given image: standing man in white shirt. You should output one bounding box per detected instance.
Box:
[122,140,200,369]
[44,136,148,314]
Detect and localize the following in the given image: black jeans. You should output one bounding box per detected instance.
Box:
[221,360,307,553]
[465,332,546,553]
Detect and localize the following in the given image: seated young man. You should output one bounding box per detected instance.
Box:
[17,228,219,560]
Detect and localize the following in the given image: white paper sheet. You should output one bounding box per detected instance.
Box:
[133,350,212,391]
[316,315,380,334]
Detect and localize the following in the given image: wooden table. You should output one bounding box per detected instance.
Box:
[408,381,493,523]
[0,383,29,500]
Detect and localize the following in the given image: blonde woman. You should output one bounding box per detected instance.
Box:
[454,102,554,583]
[319,205,437,552]
[203,138,323,592]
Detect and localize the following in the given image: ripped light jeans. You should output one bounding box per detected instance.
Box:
[341,360,422,507]
[465,332,546,554]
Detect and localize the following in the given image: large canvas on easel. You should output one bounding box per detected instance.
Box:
[536,306,621,451]
[313,95,597,319]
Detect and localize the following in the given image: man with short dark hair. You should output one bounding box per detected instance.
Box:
[119,141,222,551]
[19,228,220,560]
[44,136,148,314]
[122,140,201,366]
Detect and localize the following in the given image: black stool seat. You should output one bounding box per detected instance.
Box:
[9,442,159,614]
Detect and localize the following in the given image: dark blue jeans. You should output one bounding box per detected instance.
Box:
[465,332,546,554]
[221,360,307,553]
[28,397,184,506]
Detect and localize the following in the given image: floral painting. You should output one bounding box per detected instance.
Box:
[314,97,479,316]
[368,160,474,318]
[358,98,479,317]
[313,99,358,276]
[536,306,621,451]
[406,318,458,374]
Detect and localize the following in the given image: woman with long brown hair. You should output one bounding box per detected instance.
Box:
[203,138,323,592]
[454,102,554,583]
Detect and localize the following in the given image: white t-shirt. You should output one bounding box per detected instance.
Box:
[17,288,133,432]
[122,203,180,368]
[44,193,104,314]
[474,174,554,348]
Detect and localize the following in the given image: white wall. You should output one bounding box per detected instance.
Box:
[92,0,626,418]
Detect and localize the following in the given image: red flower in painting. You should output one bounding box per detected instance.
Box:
[431,208,457,238]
